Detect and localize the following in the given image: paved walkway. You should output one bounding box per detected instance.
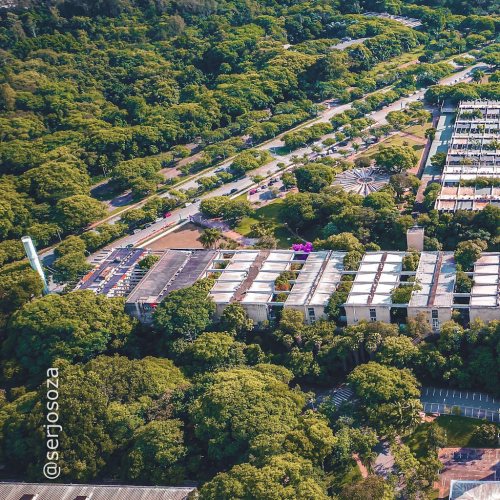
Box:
[353,453,369,478]
[416,110,454,203]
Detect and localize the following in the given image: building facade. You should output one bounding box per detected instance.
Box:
[435,100,500,212]
[76,248,500,329]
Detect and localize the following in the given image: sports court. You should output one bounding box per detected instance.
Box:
[436,448,500,499]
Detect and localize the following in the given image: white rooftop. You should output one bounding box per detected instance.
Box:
[346,252,404,306]
[470,253,499,307]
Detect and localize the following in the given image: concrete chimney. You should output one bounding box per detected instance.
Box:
[406,226,424,252]
[22,236,49,294]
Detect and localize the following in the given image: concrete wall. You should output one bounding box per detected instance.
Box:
[242,303,270,324]
[470,307,500,323]
[407,306,453,331]
[344,305,391,325]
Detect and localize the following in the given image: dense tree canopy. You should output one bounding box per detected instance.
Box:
[5,291,134,381]
[154,278,215,344]
[189,365,305,464]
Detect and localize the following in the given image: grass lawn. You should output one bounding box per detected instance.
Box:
[406,416,500,459]
[235,198,297,248]
[328,459,363,493]
[365,47,424,79]
[361,133,426,164]
[404,119,433,139]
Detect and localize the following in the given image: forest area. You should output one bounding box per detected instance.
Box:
[0,0,500,498]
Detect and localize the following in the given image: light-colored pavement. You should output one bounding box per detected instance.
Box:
[40,61,486,271]
[420,387,500,415]
[331,38,369,50]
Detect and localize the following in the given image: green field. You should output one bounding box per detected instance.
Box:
[361,133,426,165]
[235,198,298,248]
[365,47,425,79]
[404,120,433,139]
[406,415,500,458]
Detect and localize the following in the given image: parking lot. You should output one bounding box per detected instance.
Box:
[421,387,500,422]
[247,176,286,203]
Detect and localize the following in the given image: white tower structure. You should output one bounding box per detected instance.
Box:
[406,226,424,252]
[22,236,49,294]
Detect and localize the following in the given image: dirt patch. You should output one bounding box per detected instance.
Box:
[436,448,500,499]
[146,223,204,250]
[160,166,180,180]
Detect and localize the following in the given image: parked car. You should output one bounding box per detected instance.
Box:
[249,189,258,195]
[164,212,172,218]
[230,188,238,194]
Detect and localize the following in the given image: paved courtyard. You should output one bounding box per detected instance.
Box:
[436,448,500,499]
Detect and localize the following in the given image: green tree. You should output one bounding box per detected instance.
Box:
[389,173,420,201]
[219,302,254,338]
[0,266,43,316]
[425,127,437,141]
[348,362,422,433]
[295,164,335,193]
[471,423,498,447]
[21,160,91,203]
[198,228,223,249]
[0,356,187,481]
[376,336,419,369]
[124,420,187,484]
[189,366,305,463]
[53,250,92,283]
[363,191,396,210]
[182,332,247,374]
[340,475,395,500]
[138,254,160,270]
[154,278,215,343]
[375,145,418,174]
[55,195,107,233]
[454,239,487,271]
[6,292,134,381]
[199,453,329,500]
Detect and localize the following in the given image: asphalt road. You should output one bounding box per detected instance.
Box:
[39,61,488,272]
[94,64,486,249]
[421,386,500,413]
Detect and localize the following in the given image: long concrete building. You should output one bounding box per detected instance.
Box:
[0,482,197,500]
[75,248,500,330]
[435,100,500,212]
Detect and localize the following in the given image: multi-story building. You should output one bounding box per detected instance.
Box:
[435,100,500,212]
[73,248,500,329]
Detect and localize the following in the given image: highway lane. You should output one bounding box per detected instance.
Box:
[40,61,487,273]
[90,64,486,249]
